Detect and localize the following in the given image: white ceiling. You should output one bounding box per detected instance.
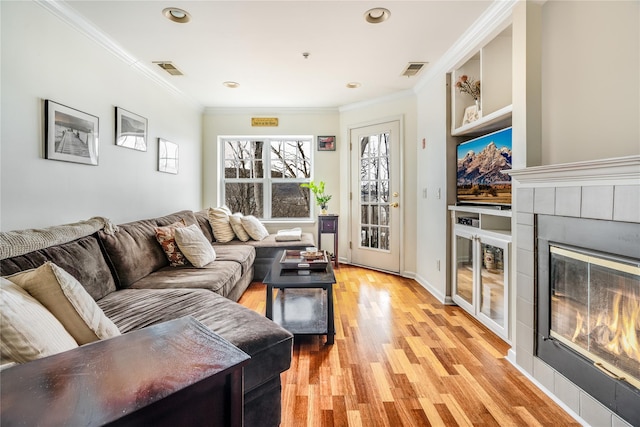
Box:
[66,1,493,109]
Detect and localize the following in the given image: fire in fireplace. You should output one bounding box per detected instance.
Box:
[537,214,640,426]
[549,246,639,389]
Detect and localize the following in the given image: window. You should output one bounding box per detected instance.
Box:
[220,137,313,219]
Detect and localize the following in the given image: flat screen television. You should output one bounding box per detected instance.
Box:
[456,126,512,207]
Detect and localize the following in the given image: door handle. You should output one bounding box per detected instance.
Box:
[390,202,399,208]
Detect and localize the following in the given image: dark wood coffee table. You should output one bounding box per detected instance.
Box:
[0,317,249,427]
[263,250,336,344]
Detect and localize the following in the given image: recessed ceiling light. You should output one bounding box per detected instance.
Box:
[364,8,390,24]
[223,81,240,88]
[163,7,191,23]
[346,82,361,89]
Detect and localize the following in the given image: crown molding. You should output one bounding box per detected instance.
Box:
[414,0,518,93]
[203,106,339,116]
[338,89,415,113]
[35,0,202,110]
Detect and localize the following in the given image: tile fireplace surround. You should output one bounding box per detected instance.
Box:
[508,155,640,427]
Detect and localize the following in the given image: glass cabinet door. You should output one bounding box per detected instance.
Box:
[453,230,475,313]
[478,236,509,336]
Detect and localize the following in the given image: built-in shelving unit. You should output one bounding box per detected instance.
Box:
[451,26,512,136]
[445,22,514,342]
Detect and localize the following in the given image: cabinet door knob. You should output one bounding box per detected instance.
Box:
[390,202,399,208]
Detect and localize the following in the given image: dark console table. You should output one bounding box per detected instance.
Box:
[0,316,250,427]
[318,214,339,267]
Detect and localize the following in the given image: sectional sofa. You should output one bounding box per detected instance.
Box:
[0,208,315,426]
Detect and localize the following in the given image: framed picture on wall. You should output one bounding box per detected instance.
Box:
[44,99,99,165]
[158,138,179,174]
[318,136,336,151]
[115,107,147,151]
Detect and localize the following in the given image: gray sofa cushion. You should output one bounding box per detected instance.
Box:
[97,288,293,392]
[217,233,316,281]
[128,260,242,297]
[98,210,198,288]
[213,245,255,276]
[0,234,116,301]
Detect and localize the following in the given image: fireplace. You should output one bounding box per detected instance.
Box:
[537,214,640,425]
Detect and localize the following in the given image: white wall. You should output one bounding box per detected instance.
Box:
[202,108,340,241]
[541,0,639,165]
[0,1,203,231]
[339,94,418,277]
[415,74,452,301]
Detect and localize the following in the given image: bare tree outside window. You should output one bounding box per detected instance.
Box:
[359,132,391,250]
[221,137,313,219]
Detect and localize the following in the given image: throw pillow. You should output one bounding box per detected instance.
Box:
[155,219,189,266]
[229,213,251,242]
[241,215,270,241]
[6,262,121,345]
[207,207,236,243]
[0,277,78,363]
[174,224,217,267]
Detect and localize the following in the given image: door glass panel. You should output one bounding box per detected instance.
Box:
[360,227,369,246]
[380,205,389,226]
[479,243,505,327]
[361,205,369,224]
[371,205,379,225]
[455,234,474,305]
[359,131,391,251]
[380,227,389,250]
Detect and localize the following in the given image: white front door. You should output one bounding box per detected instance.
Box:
[349,121,401,273]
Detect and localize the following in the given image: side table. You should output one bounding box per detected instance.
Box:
[318,214,339,267]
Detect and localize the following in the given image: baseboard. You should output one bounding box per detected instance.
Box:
[505,354,588,426]
[413,274,455,305]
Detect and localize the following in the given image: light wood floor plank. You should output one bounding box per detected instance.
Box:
[238,265,580,427]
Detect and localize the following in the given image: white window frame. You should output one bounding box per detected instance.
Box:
[219,135,314,221]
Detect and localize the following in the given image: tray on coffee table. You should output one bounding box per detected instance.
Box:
[279,249,329,271]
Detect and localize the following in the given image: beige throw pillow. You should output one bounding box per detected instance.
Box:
[207,207,236,243]
[6,262,121,345]
[229,213,251,242]
[241,215,270,241]
[174,224,217,267]
[0,278,78,363]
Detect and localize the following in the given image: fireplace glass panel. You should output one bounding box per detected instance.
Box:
[550,246,640,388]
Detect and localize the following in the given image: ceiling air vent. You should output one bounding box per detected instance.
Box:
[401,62,427,77]
[153,62,183,76]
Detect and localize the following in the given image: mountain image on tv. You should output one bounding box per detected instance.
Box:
[457,127,512,205]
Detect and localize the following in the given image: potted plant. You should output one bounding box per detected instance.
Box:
[301,180,332,215]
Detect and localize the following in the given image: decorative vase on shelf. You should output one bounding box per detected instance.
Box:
[320,204,328,215]
[475,98,482,118]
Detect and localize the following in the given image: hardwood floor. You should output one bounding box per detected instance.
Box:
[238,264,580,426]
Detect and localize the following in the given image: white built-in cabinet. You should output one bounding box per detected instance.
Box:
[447,24,514,342]
[450,206,511,341]
[451,26,512,136]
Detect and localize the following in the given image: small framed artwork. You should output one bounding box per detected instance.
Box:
[45,100,99,165]
[158,138,179,174]
[318,135,336,151]
[115,107,147,151]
